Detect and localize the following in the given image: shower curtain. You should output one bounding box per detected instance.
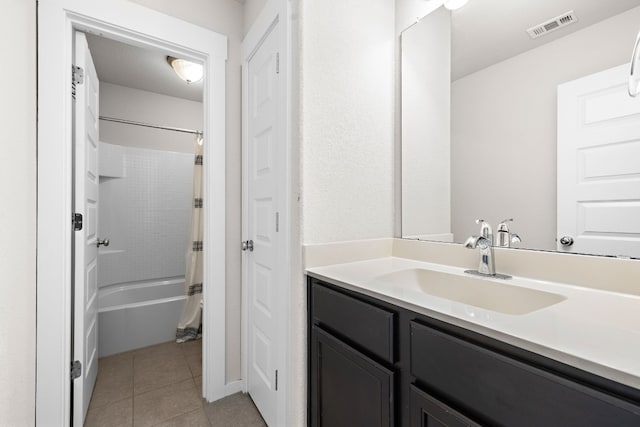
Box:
[176,135,204,343]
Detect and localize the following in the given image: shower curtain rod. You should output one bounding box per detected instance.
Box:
[99,116,203,136]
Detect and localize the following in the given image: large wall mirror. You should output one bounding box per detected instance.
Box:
[401,0,640,258]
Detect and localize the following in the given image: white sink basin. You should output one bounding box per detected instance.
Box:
[374,268,566,315]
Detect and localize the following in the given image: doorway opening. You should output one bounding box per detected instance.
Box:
[74,31,206,424]
[37,2,229,425]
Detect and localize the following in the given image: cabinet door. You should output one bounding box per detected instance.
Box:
[410,385,481,427]
[311,326,394,427]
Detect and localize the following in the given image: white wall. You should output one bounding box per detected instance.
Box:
[98,143,193,288]
[243,0,268,36]
[100,82,202,153]
[129,0,244,382]
[300,0,396,244]
[396,0,445,36]
[6,0,640,423]
[293,1,396,423]
[0,1,36,425]
[401,7,451,238]
[451,6,640,250]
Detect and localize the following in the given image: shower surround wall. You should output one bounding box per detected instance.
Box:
[95,82,202,356]
[98,142,193,288]
[97,82,202,286]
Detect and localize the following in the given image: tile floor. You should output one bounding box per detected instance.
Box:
[85,340,267,427]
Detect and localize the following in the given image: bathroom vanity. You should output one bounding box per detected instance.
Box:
[306,257,640,426]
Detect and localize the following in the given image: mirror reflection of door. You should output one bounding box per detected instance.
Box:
[558,63,640,258]
[400,0,640,258]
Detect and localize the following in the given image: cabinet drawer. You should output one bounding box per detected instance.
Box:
[312,281,395,363]
[410,321,640,427]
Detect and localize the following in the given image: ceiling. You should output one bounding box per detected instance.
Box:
[450,0,640,80]
[86,1,640,94]
[86,34,203,102]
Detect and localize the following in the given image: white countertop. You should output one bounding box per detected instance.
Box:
[306,256,640,390]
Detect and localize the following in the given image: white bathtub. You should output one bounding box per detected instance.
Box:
[98,277,186,357]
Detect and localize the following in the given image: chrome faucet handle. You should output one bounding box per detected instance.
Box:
[496,218,516,247]
[475,219,489,228]
[464,235,490,249]
[464,235,479,249]
[511,233,521,244]
[497,218,514,229]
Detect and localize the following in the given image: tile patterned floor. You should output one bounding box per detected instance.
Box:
[85,341,267,427]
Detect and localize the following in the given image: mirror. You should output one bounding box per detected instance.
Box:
[401,0,640,258]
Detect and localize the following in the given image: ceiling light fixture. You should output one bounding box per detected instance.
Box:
[167,56,203,84]
[443,0,469,11]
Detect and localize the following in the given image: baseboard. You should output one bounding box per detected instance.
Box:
[204,379,245,403]
[224,380,244,396]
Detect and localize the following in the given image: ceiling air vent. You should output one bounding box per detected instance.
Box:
[526,10,578,39]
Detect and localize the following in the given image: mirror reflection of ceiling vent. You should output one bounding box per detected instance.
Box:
[526,11,578,39]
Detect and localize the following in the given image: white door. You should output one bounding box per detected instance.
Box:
[558,63,640,258]
[245,25,281,426]
[73,31,100,426]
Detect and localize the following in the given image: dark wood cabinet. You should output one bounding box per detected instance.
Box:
[310,326,395,427]
[409,385,480,427]
[308,277,640,427]
[410,321,640,426]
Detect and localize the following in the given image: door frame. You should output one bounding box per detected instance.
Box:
[241,0,296,424]
[37,1,229,424]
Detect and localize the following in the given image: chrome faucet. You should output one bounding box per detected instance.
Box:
[475,219,493,244]
[496,218,522,248]
[464,219,511,279]
[464,235,495,275]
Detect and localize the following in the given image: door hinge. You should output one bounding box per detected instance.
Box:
[276,52,280,74]
[72,65,84,85]
[275,369,278,391]
[275,212,280,232]
[241,240,254,252]
[71,360,82,380]
[72,213,83,231]
[72,65,84,100]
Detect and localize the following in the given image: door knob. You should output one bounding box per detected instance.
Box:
[242,240,254,252]
[97,238,110,247]
[559,236,574,246]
